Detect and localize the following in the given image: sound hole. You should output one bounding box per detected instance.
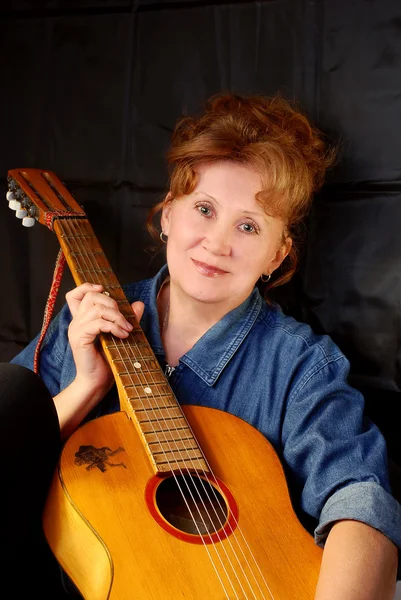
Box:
[155,474,228,535]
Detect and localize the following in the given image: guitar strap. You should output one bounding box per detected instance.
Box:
[33,247,67,375]
[33,212,84,374]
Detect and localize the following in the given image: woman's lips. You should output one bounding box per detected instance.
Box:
[192,259,229,277]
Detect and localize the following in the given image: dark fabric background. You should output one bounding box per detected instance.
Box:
[1,0,401,467]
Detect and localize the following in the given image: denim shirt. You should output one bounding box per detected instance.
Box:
[12,265,401,551]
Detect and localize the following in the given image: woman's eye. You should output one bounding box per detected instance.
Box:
[239,222,258,234]
[196,204,212,217]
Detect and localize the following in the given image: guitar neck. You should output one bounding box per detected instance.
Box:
[53,217,208,474]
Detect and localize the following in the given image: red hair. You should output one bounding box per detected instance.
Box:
[147,92,336,292]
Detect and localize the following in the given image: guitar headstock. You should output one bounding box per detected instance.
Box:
[6,168,85,228]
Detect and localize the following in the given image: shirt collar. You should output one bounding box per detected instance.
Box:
[140,264,265,386]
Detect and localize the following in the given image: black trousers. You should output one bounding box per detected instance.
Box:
[0,363,69,597]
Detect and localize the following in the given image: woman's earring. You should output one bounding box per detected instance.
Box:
[260,273,271,283]
[160,231,168,243]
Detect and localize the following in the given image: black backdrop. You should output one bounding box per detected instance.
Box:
[1,0,401,465]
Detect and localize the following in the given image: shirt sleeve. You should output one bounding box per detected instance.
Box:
[315,481,401,547]
[281,353,401,549]
[10,303,73,398]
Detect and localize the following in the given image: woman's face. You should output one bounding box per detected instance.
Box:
[161,161,291,312]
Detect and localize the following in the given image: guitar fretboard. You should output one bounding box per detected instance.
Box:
[53,217,208,474]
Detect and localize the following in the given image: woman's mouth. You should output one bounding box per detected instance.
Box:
[192,259,229,277]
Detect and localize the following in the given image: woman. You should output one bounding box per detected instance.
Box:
[8,93,401,598]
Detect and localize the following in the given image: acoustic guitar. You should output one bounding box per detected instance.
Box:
[7,168,322,599]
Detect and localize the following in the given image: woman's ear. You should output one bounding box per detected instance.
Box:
[281,236,292,263]
[268,236,293,274]
[160,192,174,235]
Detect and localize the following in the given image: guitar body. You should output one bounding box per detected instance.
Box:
[43,406,322,600]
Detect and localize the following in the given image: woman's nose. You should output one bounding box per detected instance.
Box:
[202,223,232,256]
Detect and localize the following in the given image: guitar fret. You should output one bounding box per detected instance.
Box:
[129,393,175,410]
[127,329,149,339]
[153,450,204,464]
[128,386,172,400]
[118,367,161,375]
[132,403,177,413]
[148,435,193,445]
[61,240,107,257]
[106,343,149,352]
[154,457,207,470]
[69,250,103,257]
[150,442,200,455]
[112,359,160,374]
[110,352,154,365]
[144,431,194,444]
[139,420,189,433]
[114,362,160,375]
[74,267,114,274]
[137,415,187,425]
[149,441,201,455]
[106,339,147,347]
[96,283,122,290]
[105,342,148,354]
[135,407,182,419]
[121,372,166,384]
[129,396,176,411]
[109,342,151,354]
[103,334,146,350]
[145,425,189,433]
[130,356,159,365]
[60,233,98,240]
[122,373,167,387]
[152,445,200,456]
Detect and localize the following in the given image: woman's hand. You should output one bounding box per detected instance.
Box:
[54,283,144,439]
[66,283,134,393]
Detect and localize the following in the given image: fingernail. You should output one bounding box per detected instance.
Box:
[126,322,133,330]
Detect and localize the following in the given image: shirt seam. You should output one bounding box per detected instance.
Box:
[260,313,335,363]
[287,354,348,408]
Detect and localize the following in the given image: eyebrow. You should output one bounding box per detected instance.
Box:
[195,191,218,202]
[195,191,268,219]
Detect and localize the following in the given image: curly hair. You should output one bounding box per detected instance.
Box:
[147,92,336,292]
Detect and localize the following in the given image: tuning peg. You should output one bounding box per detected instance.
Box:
[6,191,15,201]
[10,200,22,211]
[16,208,28,219]
[22,216,35,227]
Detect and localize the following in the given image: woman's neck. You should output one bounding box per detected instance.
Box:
[157,280,234,367]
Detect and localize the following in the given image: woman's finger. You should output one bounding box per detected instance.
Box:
[69,317,133,345]
[130,301,145,323]
[77,305,133,332]
[65,283,104,317]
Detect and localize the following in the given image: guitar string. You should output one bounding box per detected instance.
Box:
[67,218,273,600]
[65,219,239,600]
[156,292,274,599]
[65,218,274,600]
